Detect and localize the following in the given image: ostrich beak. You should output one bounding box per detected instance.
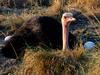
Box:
[67,17,76,22]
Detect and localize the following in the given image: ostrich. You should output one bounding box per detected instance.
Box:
[61,13,76,50]
[1,13,76,59]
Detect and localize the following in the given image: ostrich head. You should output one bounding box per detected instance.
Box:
[61,13,75,27]
[61,13,76,50]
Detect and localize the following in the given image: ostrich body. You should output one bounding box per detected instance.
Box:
[1,13,76,58]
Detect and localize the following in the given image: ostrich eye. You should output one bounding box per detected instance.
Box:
[64,16,67,19]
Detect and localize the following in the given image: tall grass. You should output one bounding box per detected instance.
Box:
[11,43,100,75]
[13,47,84,75]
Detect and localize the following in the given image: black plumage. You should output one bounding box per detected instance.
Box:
[1,16,76,58]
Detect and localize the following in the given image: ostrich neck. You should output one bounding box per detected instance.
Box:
[62,23,69,50]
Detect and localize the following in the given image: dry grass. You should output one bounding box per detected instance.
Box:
[13,48,83,75]
[0,15,6,23]
[65,0,100,9]
[87,53,100,75]
[11,43,100,75]
[12,43,87,75]
[47,0,62,16]
[79,46,100,75]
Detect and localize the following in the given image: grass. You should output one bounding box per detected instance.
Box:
[9,44,99,75]
[0,0,100,75]
[13,48,83,75]
[79,46,100,75]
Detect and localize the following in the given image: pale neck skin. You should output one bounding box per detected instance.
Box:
[61,16,74,50]
[62,22,70,50]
